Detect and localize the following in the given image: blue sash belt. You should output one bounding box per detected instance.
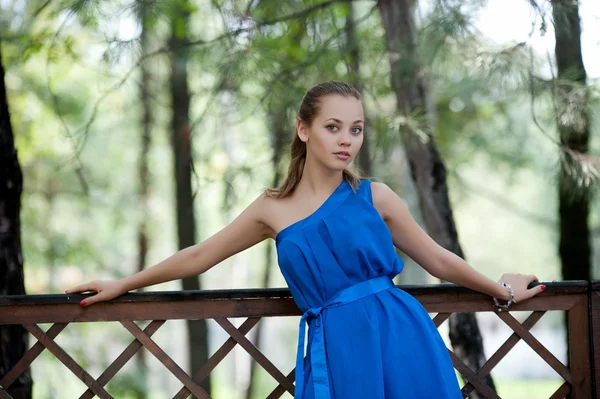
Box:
[294,276,395,399]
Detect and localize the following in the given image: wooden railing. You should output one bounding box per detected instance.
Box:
[0,281,598,399]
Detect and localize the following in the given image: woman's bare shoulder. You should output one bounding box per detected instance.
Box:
[369,181,397,220]
[250,191,291,239]
[255,190,304,239]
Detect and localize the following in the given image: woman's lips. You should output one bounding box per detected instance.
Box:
[334,151,350,160]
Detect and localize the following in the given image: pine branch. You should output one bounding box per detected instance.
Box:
[33,0,52,17]
[185,0,354,47]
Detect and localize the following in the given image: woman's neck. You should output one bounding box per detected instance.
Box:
[297,159,344,196]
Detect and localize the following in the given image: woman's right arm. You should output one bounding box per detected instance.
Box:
[66,193,274,306]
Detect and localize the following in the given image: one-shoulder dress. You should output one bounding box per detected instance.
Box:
[275,179,463,399]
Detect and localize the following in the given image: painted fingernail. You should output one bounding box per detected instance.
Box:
[540,285,546,291]
[80,300,86,306]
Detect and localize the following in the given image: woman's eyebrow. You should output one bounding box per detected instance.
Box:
[325,118,364,124]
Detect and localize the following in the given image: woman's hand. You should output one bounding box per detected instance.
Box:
[498,273,545,303]
[65,280,128,307]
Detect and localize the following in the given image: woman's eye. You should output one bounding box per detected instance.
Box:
[352,127,363,134]
[326,125,338,132]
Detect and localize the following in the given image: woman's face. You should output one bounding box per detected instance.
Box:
[298,94,364,171]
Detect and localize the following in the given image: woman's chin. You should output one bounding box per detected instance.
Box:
[326,162,350,172]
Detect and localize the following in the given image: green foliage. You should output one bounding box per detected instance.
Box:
[130,0,174,28]
[66,0,101,27]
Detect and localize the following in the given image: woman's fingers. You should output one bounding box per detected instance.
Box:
[519,276,545,301]
[65,282,98,294]
[65,281,104,306]
[527,282,546,296]
[524,275,542,296]
[80,293,103,307]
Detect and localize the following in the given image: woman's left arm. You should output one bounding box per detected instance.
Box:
[371,182,545,303]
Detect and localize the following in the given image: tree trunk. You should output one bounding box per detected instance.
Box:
[344,2,372,176]
[134,3,152,396]
[378,1,494,396]
[552,0,591,283]
[168,4,211,396]
[0,43,32,399]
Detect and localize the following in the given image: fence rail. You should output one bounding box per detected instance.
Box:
[1,280,598,399]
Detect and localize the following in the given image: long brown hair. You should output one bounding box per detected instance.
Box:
[266,81,363,198]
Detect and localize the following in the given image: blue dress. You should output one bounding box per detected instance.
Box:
[275,179,463,399]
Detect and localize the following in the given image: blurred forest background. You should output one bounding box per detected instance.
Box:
[0,0,599,398]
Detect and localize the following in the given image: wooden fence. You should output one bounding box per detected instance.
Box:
[1,280,598,398]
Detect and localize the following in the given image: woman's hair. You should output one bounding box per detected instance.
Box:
[266,81,363,198]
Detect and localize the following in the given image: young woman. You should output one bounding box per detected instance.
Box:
[67,81,544,398]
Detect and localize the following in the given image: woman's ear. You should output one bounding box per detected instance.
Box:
[297,119,309,142]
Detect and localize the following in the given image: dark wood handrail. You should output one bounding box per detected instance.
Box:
[0,280,588,306]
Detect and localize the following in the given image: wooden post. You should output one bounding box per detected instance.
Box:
[591,281,600,399]
[568,294,592,398]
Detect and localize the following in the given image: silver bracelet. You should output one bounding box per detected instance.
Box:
[493,282,514,312]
